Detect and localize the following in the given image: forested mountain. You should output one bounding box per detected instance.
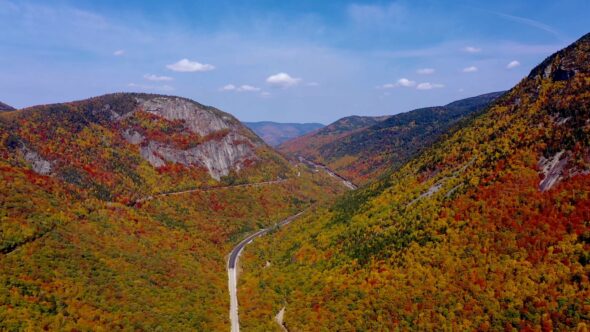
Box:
[243,121,324,146]
[240,33,590,331]
[279,115,390,166]
[0,93,293,203]
[280,92,503,184]
[0,93,347,330]
[0,101,14,112]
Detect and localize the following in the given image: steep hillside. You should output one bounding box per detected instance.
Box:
[244,121,324,146]
[279,115,390,164]
[0,93,349,330]
[240,33,590,330]
[280,92,503,184]
[0,93,291,203]
[0,101,15,112]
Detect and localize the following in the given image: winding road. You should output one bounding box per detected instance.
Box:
[227,159,357,331]
[228,212,305,332]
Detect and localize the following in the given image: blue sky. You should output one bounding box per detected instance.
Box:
[0,0,588,123]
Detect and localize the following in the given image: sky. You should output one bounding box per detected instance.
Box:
[0,0,588,124]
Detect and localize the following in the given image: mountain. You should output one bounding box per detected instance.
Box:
[0,101,15,112]
[243,121,324,146]
[239,33,590,330]
[279,115,390,165]
[0,93,292,202]
[0,93,347,330]
[279,92,504,184]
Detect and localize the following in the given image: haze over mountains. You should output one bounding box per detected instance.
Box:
[244,121,324,146]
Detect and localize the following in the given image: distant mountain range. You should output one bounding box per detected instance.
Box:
[280,91,504,184]
[0,101,15,111]
[243,121,324,146]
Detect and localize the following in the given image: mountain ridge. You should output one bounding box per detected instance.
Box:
[280,91,504,184]
[0,101,15,112]
[0,92,291,202]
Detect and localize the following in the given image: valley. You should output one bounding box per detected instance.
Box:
[1,2,589,331]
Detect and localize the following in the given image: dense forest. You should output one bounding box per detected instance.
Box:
[0,93,347,330]
[240,33,590,331]
[279,92,503,185]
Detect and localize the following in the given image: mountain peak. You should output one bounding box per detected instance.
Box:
[1,93,290,200]
[528,32,590,81]
[0,101,15,112]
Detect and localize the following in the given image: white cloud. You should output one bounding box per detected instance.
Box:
[378,78,416,89]
[260,91,271,97]
[463,46,482,53]
[417,68,435,75]
[221,84,236,91]
[144,74,173,82]
[397,78,416,87]
[113,49,125,56]
[506,60,521,69]
[128,83,174,91]
[463,66,478,73]
[166,58,215,72]
[266,72,302,88]
[306,82,320,87]
[416,82,445,90]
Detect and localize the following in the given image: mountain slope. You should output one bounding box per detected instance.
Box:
[244,121,324,146]
[0,93,291,202]
[280,92,503,184]
[240,33,590,330]
[0,93,348,330]
[279,115,390,165]
[0,101,14,112]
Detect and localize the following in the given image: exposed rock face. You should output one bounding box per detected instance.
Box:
[139,133,256,180]
[123,96,261,180]
[22,147,52,175]
[538,150,568,191]
[138,97,234,137]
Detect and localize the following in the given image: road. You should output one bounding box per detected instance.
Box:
[131,178,287,205]
[297,156,358,190]
[227,159,358,331]
[227,212,305,332]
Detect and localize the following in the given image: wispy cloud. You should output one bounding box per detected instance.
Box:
[166,59,215,72]
[144,74,173,81]
[416,82,444,90]
[113,49,125,56]
[463,46,481,53]
[463,66,478,73]
[220,84,261,92]
[417,68,435,75]
[347,2,406,27]
[266,72,301,88]
[237,84,260,92]
[492,11,563,40]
